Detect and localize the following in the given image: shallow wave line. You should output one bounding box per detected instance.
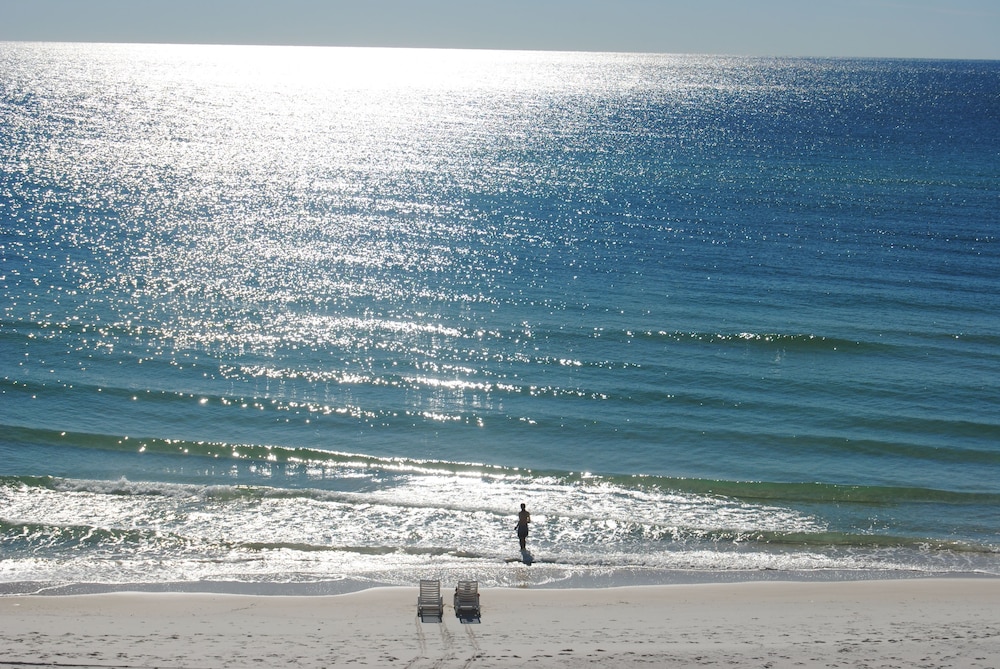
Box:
[405,376,492,391]
[299,314,465,338]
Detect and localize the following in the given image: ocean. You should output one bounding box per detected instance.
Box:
[1,42,998,594]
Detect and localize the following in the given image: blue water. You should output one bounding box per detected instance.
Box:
[2,43,999,593]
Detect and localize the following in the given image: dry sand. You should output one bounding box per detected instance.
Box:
[2,578,999,668]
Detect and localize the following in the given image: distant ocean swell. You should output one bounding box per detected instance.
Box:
[5,329,998,469]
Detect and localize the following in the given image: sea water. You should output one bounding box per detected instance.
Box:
[1,43,998,593]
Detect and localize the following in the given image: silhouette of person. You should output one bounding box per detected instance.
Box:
[516,503,531,551]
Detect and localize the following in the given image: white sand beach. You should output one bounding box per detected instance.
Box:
[2,579,999,668]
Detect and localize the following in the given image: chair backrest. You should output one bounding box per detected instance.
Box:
[419,579,440,601]
[456,580,478,597]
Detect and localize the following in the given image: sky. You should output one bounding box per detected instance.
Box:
[0,0,998,60]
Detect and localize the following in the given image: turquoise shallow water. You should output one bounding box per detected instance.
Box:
[1,43,998,592]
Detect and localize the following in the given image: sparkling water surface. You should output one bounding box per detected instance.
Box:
[1,43,998,592]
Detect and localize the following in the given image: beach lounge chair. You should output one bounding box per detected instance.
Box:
[417,579,443,620]
[453,580,481,619]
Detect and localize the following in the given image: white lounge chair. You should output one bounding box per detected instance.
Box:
[417,579,443,620]
[453,580,481,619]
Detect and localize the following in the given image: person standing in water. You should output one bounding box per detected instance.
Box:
[516,503,531,551]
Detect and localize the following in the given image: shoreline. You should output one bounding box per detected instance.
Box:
[3,578,999,668]
[5,567,998,597]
